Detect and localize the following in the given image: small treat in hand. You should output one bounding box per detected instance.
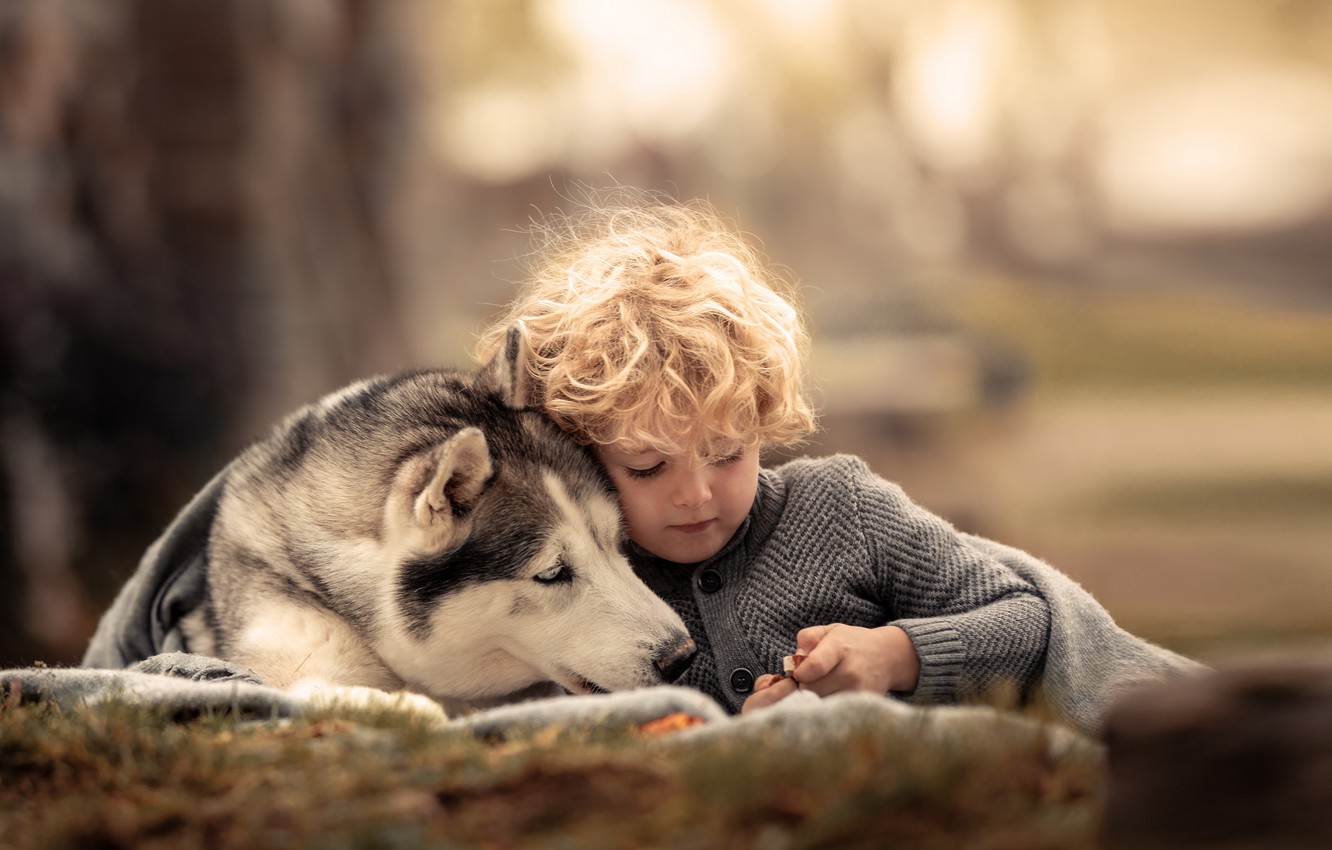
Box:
[782,653,807,678]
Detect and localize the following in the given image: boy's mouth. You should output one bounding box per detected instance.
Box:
[670,519,715,534]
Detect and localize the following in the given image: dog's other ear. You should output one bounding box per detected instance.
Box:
[411,427,494,550]
[479,322,531,409]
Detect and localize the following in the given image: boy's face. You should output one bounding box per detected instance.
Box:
[594,442,760,565]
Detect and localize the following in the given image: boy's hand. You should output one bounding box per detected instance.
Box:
[795,623,921,695]
[742,624,921,713]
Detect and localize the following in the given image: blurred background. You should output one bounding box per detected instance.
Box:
[2,0,1330,668]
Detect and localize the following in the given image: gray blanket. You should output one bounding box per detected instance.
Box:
[3,651,1097,763]
[961,534,1207,733]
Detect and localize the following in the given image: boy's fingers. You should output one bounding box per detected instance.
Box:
[791,623,851,684]
[752,673,781,693]
[795,624,830,655]
[741,675,799,714]
[790,625,829,683]
[792,644,838,684]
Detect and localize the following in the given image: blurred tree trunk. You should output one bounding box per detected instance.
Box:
[0,0,423,664]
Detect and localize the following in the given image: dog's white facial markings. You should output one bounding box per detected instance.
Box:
[398,584,544,697]
[497,472,687,693]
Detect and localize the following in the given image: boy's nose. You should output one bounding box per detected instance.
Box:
[673,468,711,508]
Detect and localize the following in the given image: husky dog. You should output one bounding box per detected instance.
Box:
[173,327,696,711]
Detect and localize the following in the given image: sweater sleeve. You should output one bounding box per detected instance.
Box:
[846,458,1051,704]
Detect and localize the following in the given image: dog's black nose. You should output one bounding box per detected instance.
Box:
[656,637,697,682]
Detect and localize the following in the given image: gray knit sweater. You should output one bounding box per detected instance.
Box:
[630,455,1052,714]
[631,455,1208,732]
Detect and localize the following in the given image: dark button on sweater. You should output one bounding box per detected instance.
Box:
[729,667,755,694]
[697,568,723,593]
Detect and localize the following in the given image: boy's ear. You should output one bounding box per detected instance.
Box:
[479,322,531,409]
[409,427,494,553]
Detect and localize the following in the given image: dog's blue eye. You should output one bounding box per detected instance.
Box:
[534,562,571,584]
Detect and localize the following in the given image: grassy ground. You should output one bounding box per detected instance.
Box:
[0,697,1103,850]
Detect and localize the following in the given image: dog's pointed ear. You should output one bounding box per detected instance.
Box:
[479,322,531,410]
[411,427,493,550]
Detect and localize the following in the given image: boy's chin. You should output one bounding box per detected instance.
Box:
[641,533,728,565]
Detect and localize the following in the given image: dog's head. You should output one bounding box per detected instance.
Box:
[369,325,696,702]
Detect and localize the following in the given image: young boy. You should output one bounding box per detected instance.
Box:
[475,198,1057,718]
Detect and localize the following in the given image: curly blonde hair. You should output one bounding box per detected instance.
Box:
[475,195,816,458]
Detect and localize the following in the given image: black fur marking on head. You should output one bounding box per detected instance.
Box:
[274,413,316,475]
[396,489,555,641]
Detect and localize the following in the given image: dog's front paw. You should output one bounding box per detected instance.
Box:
[289,679,450,726]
